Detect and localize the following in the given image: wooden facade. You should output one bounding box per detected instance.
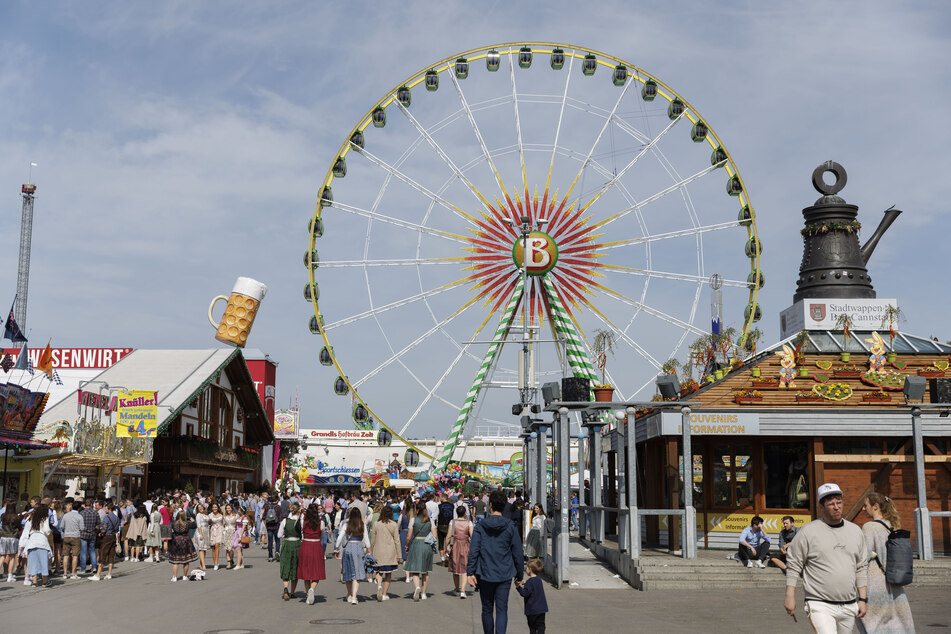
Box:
[149,353,272,495]
[605,347,951,554]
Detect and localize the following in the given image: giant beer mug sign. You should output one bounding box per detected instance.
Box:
[208,277,267,347]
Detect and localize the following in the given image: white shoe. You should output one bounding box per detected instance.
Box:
[104,575,112,580]
[69,575,79,580]
[413,587,421,602]
[746,560,753,568]
[306,588,315,605]
[124,556,130,562]
[404,577,411,583]
[377,586,384,601]
[460,591,466,599]
[755,560,766,568]
[234,565,244,570]
[213,565,219,571]
[421,593,428,600]
[6,574,13,582]
[381,594,389,601]
[170,577,177,583]
[349,595,357,604]
[89,575,101,581]
[23,579,31,586]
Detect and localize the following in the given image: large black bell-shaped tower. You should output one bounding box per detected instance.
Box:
[793,161,902,302]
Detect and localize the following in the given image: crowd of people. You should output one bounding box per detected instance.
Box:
[0,479,922,634]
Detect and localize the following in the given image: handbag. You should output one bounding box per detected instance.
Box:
[239,534,251,545]
[423,532,438,553]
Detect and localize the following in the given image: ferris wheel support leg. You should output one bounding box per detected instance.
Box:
[432,277,525,473]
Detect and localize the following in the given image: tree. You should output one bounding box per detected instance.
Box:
[591,328,617,387]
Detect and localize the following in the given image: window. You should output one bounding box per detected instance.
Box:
[678,453,703,508]
[712,444,753,508]
[763,442,809,509]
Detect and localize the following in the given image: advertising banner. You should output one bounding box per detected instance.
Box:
[779,299,897,338]
[273,408,299,439]
[305,429,377,440]
[115,390,159,438]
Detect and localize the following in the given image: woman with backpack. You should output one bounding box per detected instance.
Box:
[857,493,915,633]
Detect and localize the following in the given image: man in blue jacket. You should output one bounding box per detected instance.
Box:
[468,490,524,634]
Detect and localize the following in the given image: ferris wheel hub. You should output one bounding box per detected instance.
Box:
[511,231,558,276]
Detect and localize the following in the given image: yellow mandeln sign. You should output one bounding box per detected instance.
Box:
[115,390,159,438]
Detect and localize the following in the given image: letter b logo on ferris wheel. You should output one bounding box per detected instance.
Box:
[511,231,558,276]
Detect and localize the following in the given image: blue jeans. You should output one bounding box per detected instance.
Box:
[79,538,97,571]
[266,528,280,559]
[475,514,485,525]
[255,519,263,543]
[477,578,511,634]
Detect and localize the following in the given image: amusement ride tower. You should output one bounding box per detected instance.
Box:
[15,180,37,346]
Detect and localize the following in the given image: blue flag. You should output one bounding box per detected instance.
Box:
[3,298,27,343]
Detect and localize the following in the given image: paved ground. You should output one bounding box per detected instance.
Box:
[0,544,948,633]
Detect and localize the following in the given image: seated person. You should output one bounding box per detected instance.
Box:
[737,515,770,568]
[768,515,798,571]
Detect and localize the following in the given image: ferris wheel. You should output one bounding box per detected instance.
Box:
[305,43,763,470]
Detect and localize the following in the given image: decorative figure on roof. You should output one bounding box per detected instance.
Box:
[777,344,797,388]
[866,332,886,373]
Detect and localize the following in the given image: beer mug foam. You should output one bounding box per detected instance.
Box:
[208,277,267,347]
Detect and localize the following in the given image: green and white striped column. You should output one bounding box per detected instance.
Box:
[541,276,600,384]
[432,277,525,473]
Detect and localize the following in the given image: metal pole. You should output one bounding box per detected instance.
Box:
[589,423,604,543]
[556,408,570,586]
[625,407,640,559]
[616,414,628,553]
[536,425,547,510]
[577,428,587,539]
[681,406,697,559]
[911,406,933,560]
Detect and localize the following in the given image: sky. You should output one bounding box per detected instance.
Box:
[1,1,949,439]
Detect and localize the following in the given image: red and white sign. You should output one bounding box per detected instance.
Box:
[307,429,377,440]
[1,348,132,369]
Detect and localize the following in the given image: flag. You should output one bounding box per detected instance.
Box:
[13,344,29,371]
[37,339,53,379]
[0,354,12,373]
[51,370,63,385]
[3,298,27,343]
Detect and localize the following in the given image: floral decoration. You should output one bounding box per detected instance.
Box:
[800,220,862,238]
[812,382,853,401]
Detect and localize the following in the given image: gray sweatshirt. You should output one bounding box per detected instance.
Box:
[59,509,84,538]
[785,518,868,603]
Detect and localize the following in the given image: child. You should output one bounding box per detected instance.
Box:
[515,558,549,634]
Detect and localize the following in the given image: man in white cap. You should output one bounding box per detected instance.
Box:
[783,483,868,632]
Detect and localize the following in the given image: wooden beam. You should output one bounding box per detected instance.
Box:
[815,454,951,463]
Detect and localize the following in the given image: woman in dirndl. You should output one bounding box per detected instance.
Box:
[192,504,209,570]
[167,513,198,582]
[370,504,401,601]
[297,502,326,605]
[335,506,370,605]
[403,501,437,601]
[278,502,302,601]
[231,509,251,570]
[222,504,237,569]
[446,504,474,598]
[525,503,546,559]
[145,506,163,562]
[207,503,224,570]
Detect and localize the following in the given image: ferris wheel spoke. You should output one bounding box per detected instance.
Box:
[395,102,495,213]
[588,282,706,337]
[601,264,747,287]
[352,146,480,227]
[320,257,465,268]
[544,53,575,206]
[446,61,510,200]
[508,50,529,195]
[353,297,477,388]
[331,201,469,244]
[580,115,681,214]
[398,324,483,436]
[561,77,633,203]
[599,220,740,251]
[324,282,464,331]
